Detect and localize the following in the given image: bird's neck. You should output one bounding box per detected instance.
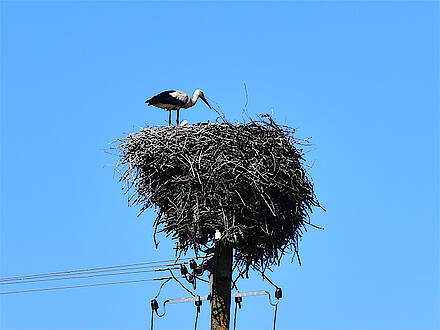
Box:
[190,91,200,106]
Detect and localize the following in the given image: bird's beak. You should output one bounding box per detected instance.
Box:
[200,95,212,109]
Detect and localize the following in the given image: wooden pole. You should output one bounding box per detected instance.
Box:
[210,242,233,330]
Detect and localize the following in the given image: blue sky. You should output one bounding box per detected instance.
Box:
[1,1,438,329]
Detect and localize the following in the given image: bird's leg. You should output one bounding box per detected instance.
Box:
[176,109,180,127]
[168,110,171,126]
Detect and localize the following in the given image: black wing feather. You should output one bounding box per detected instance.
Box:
[145,90,187,106]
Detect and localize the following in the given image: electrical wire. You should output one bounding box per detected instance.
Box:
[0,264,180,283]
[195,276,209,284]
[168,269,194,297]
[150,309,154,330]
[0,276,180,295]
[262,274,279,289]
[154,278,171,299]
[194,305,200,330]
[1,267,179,285]
[273,303,278,330]
[233,300,238,330]
[0,258,192,282]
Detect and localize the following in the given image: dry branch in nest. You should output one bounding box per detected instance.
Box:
[115,114,322,274]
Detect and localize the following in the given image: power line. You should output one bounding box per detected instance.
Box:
[0,264,179,283]
[1,267,179,285]
[0,258,192,282]
[0,276,182,295]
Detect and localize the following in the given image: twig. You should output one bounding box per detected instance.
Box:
[114,114,323,275]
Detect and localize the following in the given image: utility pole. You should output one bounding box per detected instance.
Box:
[209,242,233,330]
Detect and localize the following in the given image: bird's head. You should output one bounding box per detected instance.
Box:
[195,89,212,109]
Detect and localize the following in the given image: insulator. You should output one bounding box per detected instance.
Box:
[188,274,194,283]
[195,297,202,307]
[235,296,242,309]
[180,264,188,276]
[275,288,282,299]
[191,274,197,290]
[189,259,197,270]
[150,299,159,311]
[194,265,204,276]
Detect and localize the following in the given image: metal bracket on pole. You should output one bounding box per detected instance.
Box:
[152,289,280,317]
[232,290,280,307]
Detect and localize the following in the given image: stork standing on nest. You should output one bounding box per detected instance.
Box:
[145,89,212,126]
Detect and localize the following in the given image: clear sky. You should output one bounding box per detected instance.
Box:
[1,1,438,329]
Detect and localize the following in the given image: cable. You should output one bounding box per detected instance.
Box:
[0,258,192,282]
[154,278,171,299]
[273,303,278,330]
[194,306,199,330]
[195,276,209,284]
[233,300,238,330]
[255,269,279,290]
[1,267,179,285]
[194,296,202,330]
[0,276,178,295]
[150,309,154,330]
[0,264,180,283]
[233,296,242,330]
[168,269,194,297]
[262,274,279,289]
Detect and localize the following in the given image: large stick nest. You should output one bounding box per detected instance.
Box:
[116,115,322,272]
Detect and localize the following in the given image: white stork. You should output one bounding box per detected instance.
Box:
[145,89,212,126]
